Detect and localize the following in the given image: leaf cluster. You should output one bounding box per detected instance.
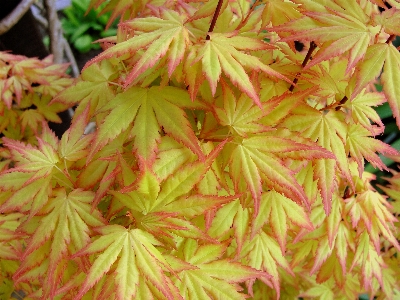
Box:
[1,0,400,299]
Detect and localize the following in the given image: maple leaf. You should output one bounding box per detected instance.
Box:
[345,190,400,252]
[171,239,268,299]
[261,0,302,28]
[52,61,117,117]
[241,231,294,298]
[88,9,192,85]
[373,7,400,36]
[213,81,281,136]
[194,32,289,107]
[140,139,226,213]
[283,105,351,214]
[162,194,237,218]
[252,191,313,253]
[59,106,93,162]
[350,231,386,291]
[89,85,206,163]
[351,43,388,98]
[343,90,385,132]
[0,136,61,217]
[71,225,176,300]
[272,6,377,72]
[346,124,397,175]
[13,188,105,298]
[381,43,400,128]
[221,132,332,214]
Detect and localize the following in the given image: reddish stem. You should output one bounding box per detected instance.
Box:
[289,41,317,92]
[238,0,261,30]
[335,96,348,111]
[206,0,224,40]
[386,34,396,44]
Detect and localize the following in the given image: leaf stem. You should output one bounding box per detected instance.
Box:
[335,96,348,111]
[206,0,224,40]
[386,34,396,44]
[238,0,261,29]
[289,41,317,92]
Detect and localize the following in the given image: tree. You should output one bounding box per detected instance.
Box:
[0,0,400,299]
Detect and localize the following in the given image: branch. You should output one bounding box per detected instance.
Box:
[44,0,63,63]
[289,41,317,92]
[386,34,396,44]
[0,0,36,35]
[206,0,224,40]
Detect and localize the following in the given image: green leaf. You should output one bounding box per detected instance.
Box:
[72,225,175,300]
[89,86,204,163]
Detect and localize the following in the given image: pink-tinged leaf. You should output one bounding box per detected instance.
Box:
[253,191,313,253]
[60,105,93,162]
[261,0,301,28]
[90,86,204,162]
[382,43,400,128]
[325,195,342,248]
[310,236,333,275]
[314,159,336,215]
[166,217,217,243]
[0,176,51,217]
[233,204,249,255]
[149,86,205,161]
[344,91,385,132]
[241,231,294,297]
[230,145,262,214]
[273,10,372,71]
[352,44,388,98]
[208,199,240,239]
[310,33,370,73]
[3,138,59,176]
[346,124,398,176]
[162,194,238,218]
[174,239,265,299]
[14,189,104,297]
[88,10,191,84]
[197,32,289,107]
[88,86,144,160]
[187,242,227,265]
[373,7,400,36]
[283,107,351,214]
[188,0,229,21]
[262,88,319,126]
[247,148,309,210]
[199,260,269,283]
[335,222,351,275]
[73,225,174,300]
[151,139,227,211]
[51,61,115,114]
[214,82,280,136]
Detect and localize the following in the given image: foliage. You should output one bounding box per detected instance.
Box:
[1,0,400,299]
[61,0,118,53]
[0,52,73,171]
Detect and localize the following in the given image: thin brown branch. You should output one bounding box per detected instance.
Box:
[238,0,261,30]
[386,34,396,44]
[44,0,63,63]
[206,0,224,40]
[0,0,36,35]
[335,96,348,111]
[289,41,317,92]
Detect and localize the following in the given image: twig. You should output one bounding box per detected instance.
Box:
[289,41,317,92]
[44,0,63,63]
[386,34,396,44]
[238,0,261,30]
[206,0,224,40]
[0,0,36,35]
